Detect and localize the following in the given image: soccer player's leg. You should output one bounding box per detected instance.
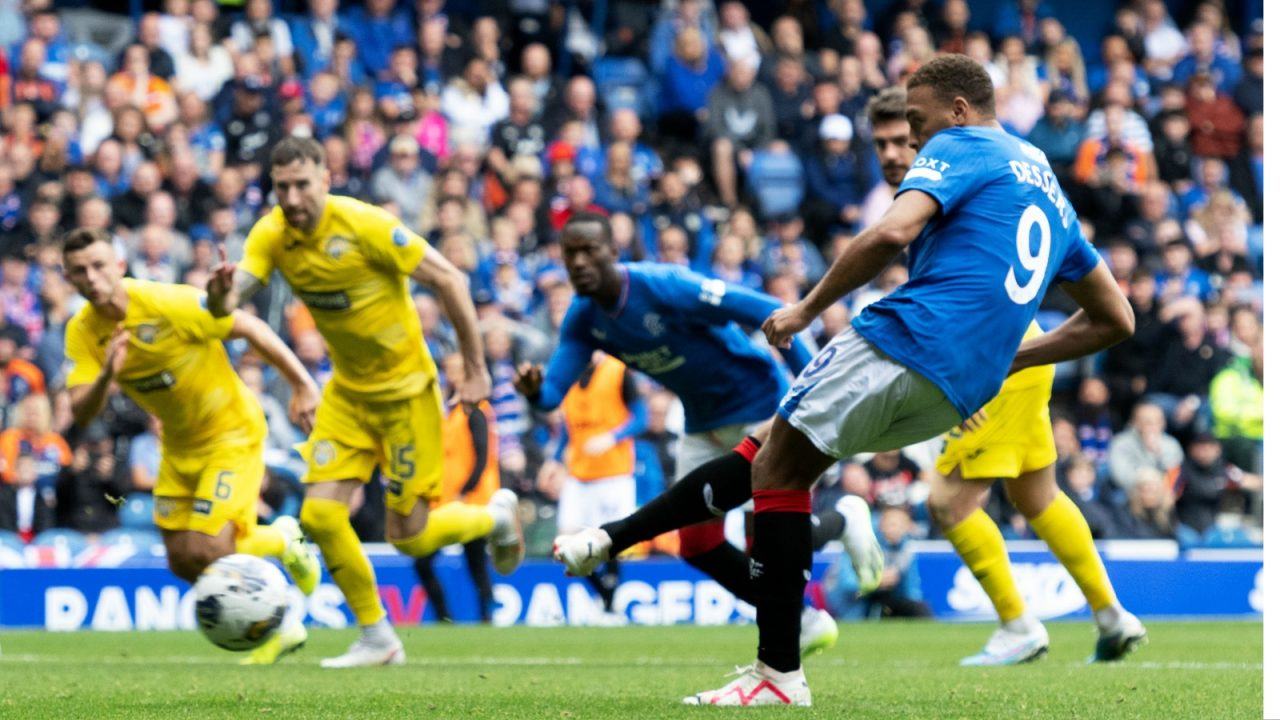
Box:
[1007,463,1147,662]
[930,442,1048,666]
[299,385,401,668]
[156,450,310,665]
[380,384,523,574]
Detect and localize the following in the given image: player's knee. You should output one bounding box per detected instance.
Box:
[299,498,345,540]
[168,544,222,582]
[926,492,956,529]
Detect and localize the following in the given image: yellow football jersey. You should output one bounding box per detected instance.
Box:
[65,279,267,452]
[241,195,435,402]
[999,321,1054,393]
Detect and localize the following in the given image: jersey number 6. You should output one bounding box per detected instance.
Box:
[1004,205,1051,305]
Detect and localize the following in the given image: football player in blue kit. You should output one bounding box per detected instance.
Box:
[515,212,884,657]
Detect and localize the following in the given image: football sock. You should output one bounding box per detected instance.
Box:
[300,497,386,626]
[810,510,847,547]
[391,501,495,557]
[361,617,397,644]
[462,539,494,622]
[1029,492,1118,613]
[413,554,451,622]
[752,489,811,673]
[945,508,1025,624]
[236,524,286,559]
[681,517,757,604]
[601,437,758,556]
[586,559,621,612]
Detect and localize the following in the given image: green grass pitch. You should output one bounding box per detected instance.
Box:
[0,621,1260,719]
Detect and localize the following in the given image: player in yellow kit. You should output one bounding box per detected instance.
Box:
[929,322,1147,665]
[206,137,523,668]
[61,227,322,662]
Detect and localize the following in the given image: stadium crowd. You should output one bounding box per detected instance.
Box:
[0,0,1264,592]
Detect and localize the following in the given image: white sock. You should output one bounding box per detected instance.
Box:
[361,618,397,645]
[1095,604,1123,633]
[1004,615,1038,634]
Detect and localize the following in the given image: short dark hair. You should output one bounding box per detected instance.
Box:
[61,227,112,255]
[867,86,907,126]
[908,53,995,115]
[561,211,612,243]
[270,136,326,168]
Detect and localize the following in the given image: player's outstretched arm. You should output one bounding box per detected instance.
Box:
[228,310,320,433]
[411,246,491,404]
[69,325,129,427]
[763,190,937,348]
[1009,263,1135,374]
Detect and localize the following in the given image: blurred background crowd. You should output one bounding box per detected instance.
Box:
[0,0,1264,608]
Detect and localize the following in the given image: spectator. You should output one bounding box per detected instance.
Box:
[716,1,768,72]
[1074,377,1113,467]
[1208,343,1262,473]
[107,44,179,131]
[486,77,548,186]
[759,214,826,291]
[593,143,649,217]
[746,140,804,221]
[173,23,234,102]
[290,0,343,79]
[371,135,433,225]
[709,233,764,293]
[1145,302,1224,436]
[707,60,776,207]
[804,114,869,239]
[658,27,725,146]
[1185,72,1246,161]
[1155,240,1212,302]
[0,452,56,542]
[1172,22,1241,93]
[441,57,510,147]
[0,393,70,488]
[767,56,811,144]
[128,417,162,492]
[1233,47,1263,117]
[55,425,128,533]
[1174,433,1244,536]
[223,78,279,168]
[831,505,931,619]
[1108,402,1184,492]
[1060,455,1120,538]
[342,0,415,77]
[1118,468,1178,539]
[1026,90,1083,173]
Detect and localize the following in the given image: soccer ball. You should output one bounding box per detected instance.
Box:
[193,554,290,651]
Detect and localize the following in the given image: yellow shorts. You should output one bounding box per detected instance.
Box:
[935,384,1056,480]
[301,381,445,515]
[153,441,264,537]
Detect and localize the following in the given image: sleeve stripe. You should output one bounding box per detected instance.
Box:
[903,167,943,182]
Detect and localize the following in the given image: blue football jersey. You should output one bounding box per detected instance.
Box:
[852,126,1101,418]
[535,263,814,433]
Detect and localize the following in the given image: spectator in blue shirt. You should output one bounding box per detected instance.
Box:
[1172,23,1242,93]
[804,114,870,240]
[658,27,725,146]
[1027,90,1084,173]
[342,0,415,78]
[289,0,343,78]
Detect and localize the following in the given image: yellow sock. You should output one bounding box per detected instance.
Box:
[300,498,385,626]
[945,509,1026,624]
[391,501,495,557]
[236,524,286,558]
[1029,492,1118,612]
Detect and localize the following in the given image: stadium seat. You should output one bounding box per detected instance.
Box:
[592,56,655,119]
[31,528,90,556]
[101,527,164,550]
[120,493,155,530]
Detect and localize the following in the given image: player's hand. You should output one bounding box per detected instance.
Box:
[206,247,237,317]
[103,325,130,379]
[763,303,813,349]
[457,365,493,405]
[288,378,320,435]
[582,432,617,457]
[514,362,543,399]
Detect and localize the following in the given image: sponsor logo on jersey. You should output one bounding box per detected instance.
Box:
[154,497,175,518]
[298,290,352,311]
[904,156,951,182]
[192,499,212,516]
[642,313,665,337]
[130,371,176,393]
[617,345,685,375]
[134,324,158,344]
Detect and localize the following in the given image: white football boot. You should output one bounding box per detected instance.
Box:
[487,489,525,575]
[321,622,406,669]
[683,661,812,707]
[960,618,1050,666]
[799,606,838,658]
[835,495,884,594]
